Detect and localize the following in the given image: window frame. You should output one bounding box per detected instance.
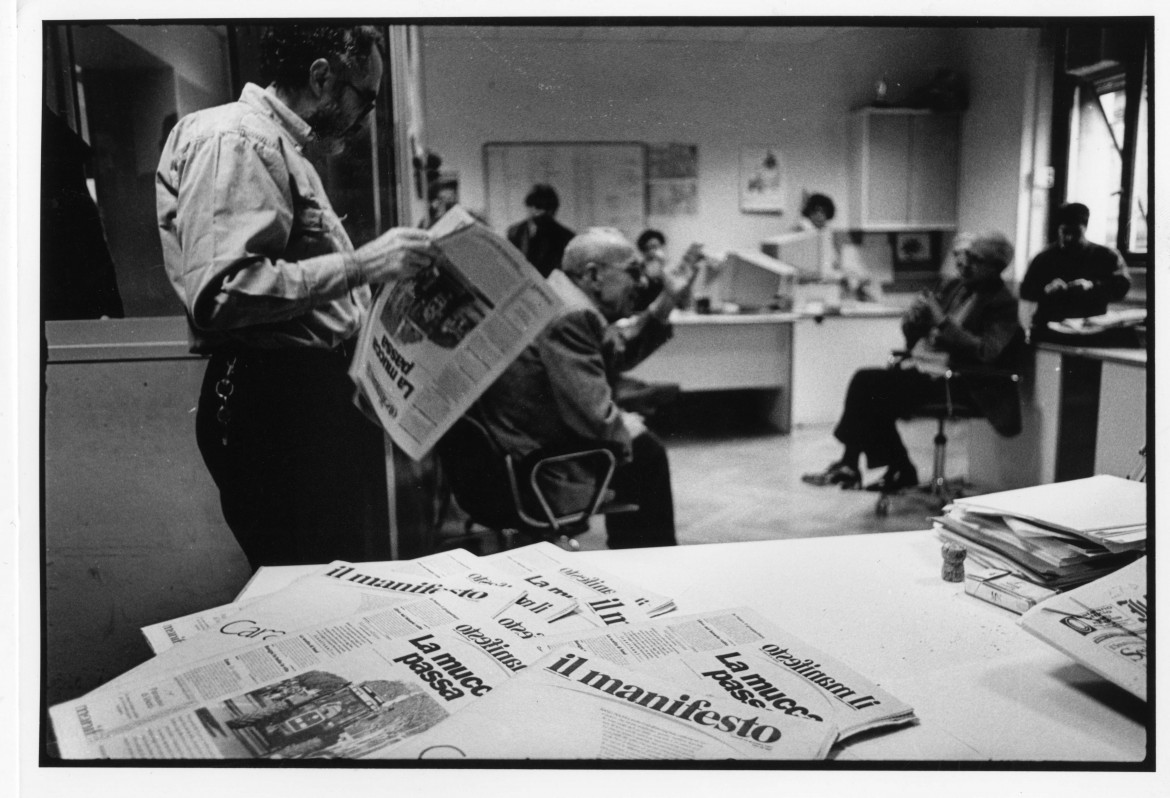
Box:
[1051,24,1150,274]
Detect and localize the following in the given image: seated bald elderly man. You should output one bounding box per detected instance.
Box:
[470,227,676,549]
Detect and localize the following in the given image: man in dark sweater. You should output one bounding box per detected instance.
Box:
[506,183,576,277]
[1020,202,1131,341]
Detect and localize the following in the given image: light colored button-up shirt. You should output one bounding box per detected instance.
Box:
[156,83,369,351]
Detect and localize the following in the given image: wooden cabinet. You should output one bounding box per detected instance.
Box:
[848,108,961,231]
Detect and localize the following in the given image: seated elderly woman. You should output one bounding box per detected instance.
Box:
[802,231,1024,492]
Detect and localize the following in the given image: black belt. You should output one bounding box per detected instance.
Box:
[209,341,354,364]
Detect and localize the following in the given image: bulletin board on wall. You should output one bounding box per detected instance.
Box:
[483,142,647,240]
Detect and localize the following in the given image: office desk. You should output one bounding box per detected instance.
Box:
[1037,343,1147,481]
[577,531,1147,762]
[625,311,798,431]
[791,307,904,425]
[623,306,904,431]
[969,343,1147,490]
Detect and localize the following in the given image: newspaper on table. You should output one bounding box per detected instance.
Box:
[118,566,527,695]
[1019,557,1147,701]
[146,549,580,657]
[536,607,916,743]
[141,558,528,655]
[51,594,546,759]
[388,648,838,760]
[485,541,676,631]
[380,545,580,624]
[349,204,562,460]
[231,546,521,603]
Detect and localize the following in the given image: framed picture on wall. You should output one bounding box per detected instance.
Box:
[739,146,787,213]
[888,231,943,290]
[891,231,937,267]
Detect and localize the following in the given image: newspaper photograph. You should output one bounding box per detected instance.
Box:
[388,648,838,760]
[50,597,546,759]
[538,607,916,742]
[1019,557,1147,700]
[349,204,562,459]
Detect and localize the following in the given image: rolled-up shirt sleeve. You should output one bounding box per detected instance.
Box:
[165,131,361,333]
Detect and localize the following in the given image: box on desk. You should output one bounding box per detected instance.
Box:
[965,567,1057,614]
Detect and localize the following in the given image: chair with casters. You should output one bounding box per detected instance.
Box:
[874,353,1021,517]
[434,414,637,552]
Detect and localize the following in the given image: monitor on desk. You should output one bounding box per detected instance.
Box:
[718,250,797,312]
[761,229,833,282]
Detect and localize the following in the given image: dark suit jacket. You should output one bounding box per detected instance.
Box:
[506,216,576,277]
[471,270,631,514]
[903,276,1024,436]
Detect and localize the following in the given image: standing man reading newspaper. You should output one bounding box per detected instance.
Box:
[157,25,438,569]
[472,228,684,549]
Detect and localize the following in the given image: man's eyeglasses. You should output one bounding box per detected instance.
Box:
[616,259,646,282]
[339,80,377,125]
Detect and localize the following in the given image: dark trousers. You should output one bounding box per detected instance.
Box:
[196,348,391,570]
[605,431,676,549]
[833,367,970,470]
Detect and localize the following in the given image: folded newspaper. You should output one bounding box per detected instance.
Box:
[1019,557,1147,701]
[536,607,917,741]
[349,205,562,459]
[50,594,547,759]
[51,542,917,760]
[485,541,676,631]
[387,648,839,760]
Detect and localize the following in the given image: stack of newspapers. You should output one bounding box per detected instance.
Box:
[49,541,917,761]
[934,475,1147,613]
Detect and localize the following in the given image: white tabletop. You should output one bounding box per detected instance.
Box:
[575,530,1148,762]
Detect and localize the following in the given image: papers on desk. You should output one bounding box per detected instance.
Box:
[950,475,1147,548]
[1046,308,1147,336]
[51,541,916,761]
[935,475,1146,608]
[1019,557,1147,701]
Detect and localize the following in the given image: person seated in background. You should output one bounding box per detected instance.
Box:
[634,228,670,310]
[802,231,1023,492]
[607,235,703,418]
[1020,201,1131,342]
[506,183,576,277]
[425,175,459,227]
[470,228,678,549]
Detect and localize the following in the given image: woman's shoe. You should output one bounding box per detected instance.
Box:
[865,464,920,493]
[801,461,861,489]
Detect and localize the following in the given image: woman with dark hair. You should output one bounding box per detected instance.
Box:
[799,193,836,231]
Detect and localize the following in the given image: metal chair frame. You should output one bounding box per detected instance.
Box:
[438,416,634,552]
[875,359,1020,517]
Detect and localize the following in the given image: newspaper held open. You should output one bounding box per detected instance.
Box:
[349,205,561,459]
